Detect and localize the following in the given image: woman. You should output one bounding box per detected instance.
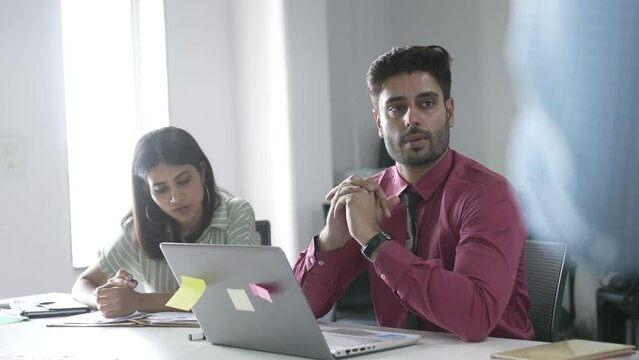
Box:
[72,126,257,317]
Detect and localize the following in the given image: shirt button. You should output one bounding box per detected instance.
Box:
[310,258,314,264]
[318,260,325,266]
[380,274,386,280]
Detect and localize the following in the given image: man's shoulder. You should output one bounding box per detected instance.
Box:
[370,166,397,188]
[450,150,507,188]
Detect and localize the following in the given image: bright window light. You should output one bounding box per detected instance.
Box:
[61,0,169,268]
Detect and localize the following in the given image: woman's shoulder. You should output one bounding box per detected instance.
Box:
[219,192,253,213]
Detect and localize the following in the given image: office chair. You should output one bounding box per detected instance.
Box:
[525,239,568,342]
[255,220,271,246]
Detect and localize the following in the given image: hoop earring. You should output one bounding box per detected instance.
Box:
[145,202,165,225]
[204,184,212,207]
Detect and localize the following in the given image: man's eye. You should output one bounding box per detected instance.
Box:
[388,105,406,113]
[420,100,435,108]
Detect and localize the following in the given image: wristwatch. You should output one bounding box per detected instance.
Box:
[361,231,391,261]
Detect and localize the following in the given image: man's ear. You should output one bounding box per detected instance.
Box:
[373,108,383,138]
[446,97,456,127]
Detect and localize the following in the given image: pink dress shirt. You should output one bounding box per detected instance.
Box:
[294,149,535,341]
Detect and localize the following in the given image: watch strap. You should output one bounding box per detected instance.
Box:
[362,231,391,261]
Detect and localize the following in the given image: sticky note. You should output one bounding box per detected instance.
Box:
[226,288,255,312]
[165,276,206,311]
[249,283,272,303]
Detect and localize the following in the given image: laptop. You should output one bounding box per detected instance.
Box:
[160,243,421,359]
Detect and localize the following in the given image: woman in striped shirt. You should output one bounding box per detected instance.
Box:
[72,127,257,317]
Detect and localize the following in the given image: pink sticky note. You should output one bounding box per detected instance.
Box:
[249,283,272,303]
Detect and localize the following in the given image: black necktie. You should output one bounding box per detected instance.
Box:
[402,190,421,253]
[402,189,422,330]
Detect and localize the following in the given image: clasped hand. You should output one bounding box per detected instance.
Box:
[93,269,140,318]
[319,175,399,251]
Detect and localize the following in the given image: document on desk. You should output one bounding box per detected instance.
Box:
[491,339,635,360]
[47,311,199,327]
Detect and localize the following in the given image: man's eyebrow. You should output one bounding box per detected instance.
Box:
[384,91,440,105]
[384,96,407,104]
[416,91,440,99]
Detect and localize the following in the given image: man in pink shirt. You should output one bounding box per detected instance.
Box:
[293,45,534,342]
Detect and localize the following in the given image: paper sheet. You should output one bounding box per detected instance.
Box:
[226,288,255,312]
[249,283,273,303]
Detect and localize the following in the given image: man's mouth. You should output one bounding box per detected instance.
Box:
[402,131,430,147]
[406,134,426,142]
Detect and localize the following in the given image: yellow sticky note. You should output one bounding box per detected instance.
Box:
[226,288,255,312]
[165,275,206,311]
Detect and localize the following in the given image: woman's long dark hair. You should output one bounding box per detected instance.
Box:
[127,126,221,259]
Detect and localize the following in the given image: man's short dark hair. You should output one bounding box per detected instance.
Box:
[366,45,453,107]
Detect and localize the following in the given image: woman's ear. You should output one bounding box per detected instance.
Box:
[199,161,207,182]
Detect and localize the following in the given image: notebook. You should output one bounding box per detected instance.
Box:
[491,339,635,360]
[160,243,421,359]
[10,294,90,318]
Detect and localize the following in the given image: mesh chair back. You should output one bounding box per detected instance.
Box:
[525,240,568,342]
[255,220,271,246]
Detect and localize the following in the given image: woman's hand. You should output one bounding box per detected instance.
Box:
[93,269,140,318]
[105,269,138,289]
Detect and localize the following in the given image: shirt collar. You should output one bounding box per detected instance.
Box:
[382,148,455,201]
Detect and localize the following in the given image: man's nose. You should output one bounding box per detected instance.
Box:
[403,105,421,127]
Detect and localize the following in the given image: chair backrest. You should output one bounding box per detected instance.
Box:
[525,239,568,342]
[255,220,271,246]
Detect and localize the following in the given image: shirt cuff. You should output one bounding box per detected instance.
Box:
[372,240,413,287]
[303,235,360,273]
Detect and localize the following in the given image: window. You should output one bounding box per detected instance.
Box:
[61,0,169,267]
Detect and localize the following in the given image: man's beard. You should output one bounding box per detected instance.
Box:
[383,120,450,167]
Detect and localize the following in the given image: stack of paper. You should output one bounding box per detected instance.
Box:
[47,311,198,327]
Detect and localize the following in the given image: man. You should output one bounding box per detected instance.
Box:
[294,46,534,342]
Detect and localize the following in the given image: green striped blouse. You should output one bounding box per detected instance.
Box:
[98,194,257,292]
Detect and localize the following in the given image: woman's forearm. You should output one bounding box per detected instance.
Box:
[135,292,181,313]
[71,278,99,309]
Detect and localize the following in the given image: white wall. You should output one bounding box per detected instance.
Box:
[162,0,239,193]
[0,0,82,298]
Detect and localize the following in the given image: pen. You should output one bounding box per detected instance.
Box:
[188,332,206,341]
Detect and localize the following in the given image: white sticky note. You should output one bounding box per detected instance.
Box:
[226,288,255,312]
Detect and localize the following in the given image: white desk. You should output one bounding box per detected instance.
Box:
[3,293,636,359]
[0,317,549,360]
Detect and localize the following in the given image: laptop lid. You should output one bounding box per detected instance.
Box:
[160,243,420,359]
